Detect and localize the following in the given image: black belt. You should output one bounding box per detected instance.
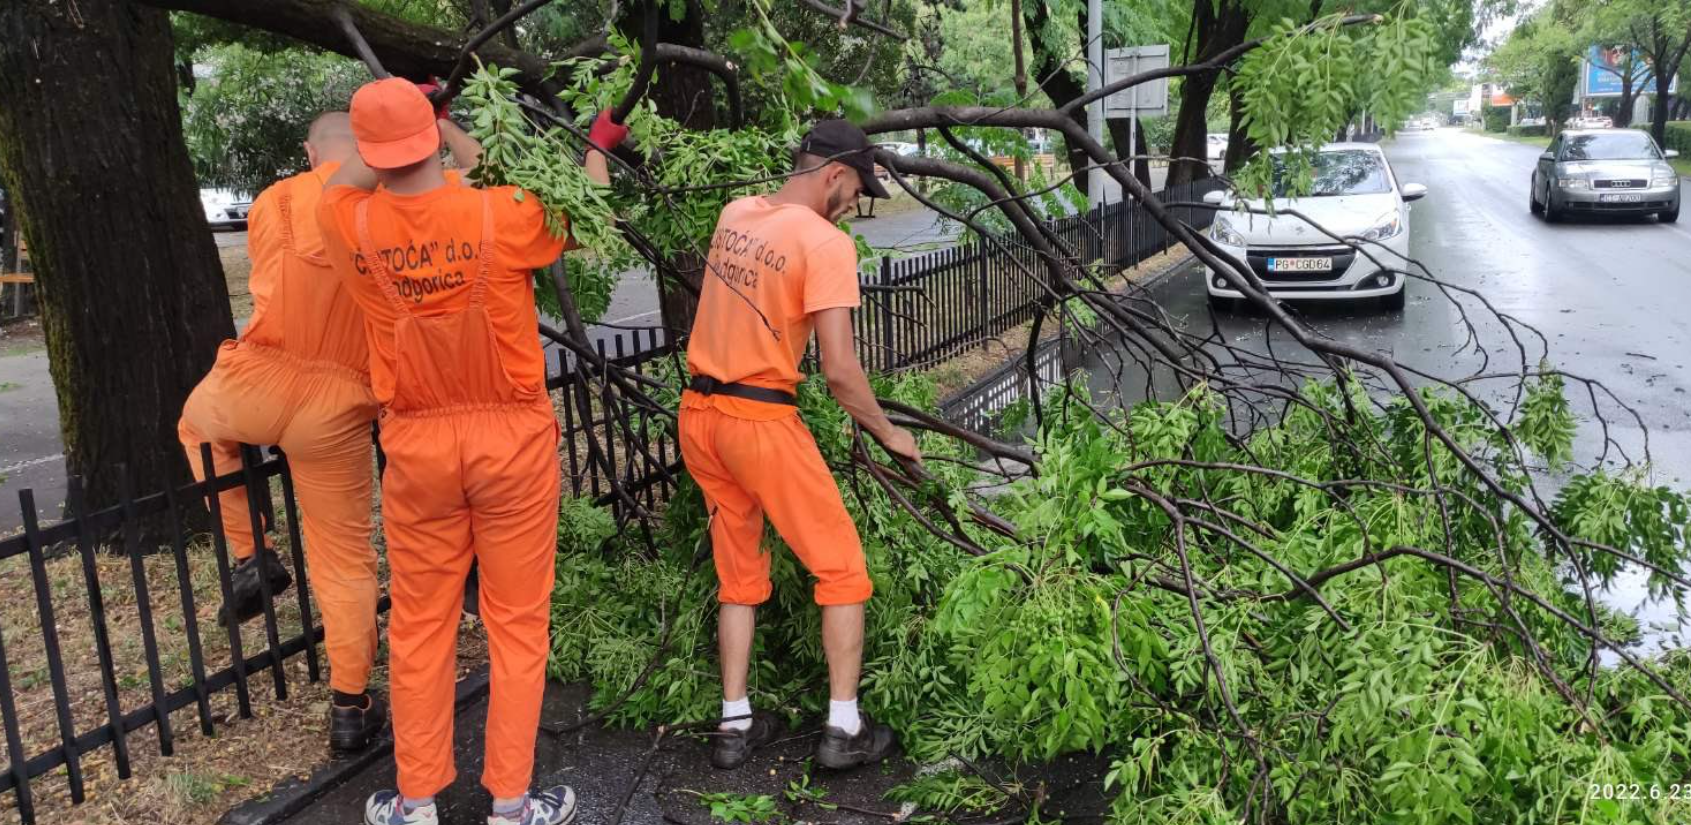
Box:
[688,376,797,406]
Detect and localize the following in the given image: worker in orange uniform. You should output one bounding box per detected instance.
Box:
[316,78,624,825]
[679,120,922,771]
[177,109,476,753]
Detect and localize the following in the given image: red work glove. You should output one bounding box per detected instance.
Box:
[587,109,629,153]
[413,80,449,120]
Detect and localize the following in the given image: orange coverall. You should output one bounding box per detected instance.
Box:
[177,162,381,695]
[318,183,565,800]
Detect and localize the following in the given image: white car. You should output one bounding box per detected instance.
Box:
[1201,143,1427,311]
[200,187,253,230]
[1206,133,1228,164]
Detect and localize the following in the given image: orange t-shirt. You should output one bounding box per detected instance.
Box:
[315,180,569,405]
[241,161,369,375]
[683,196,860,420]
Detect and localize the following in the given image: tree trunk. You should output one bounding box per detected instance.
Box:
[1168,0,1251,186]
[1025,2,1143,190]
[0,0,233,529]
[629,1,718,339]
[1616,74,1637,128]
[1224,78,1258,172]
[1650,38,1690,148]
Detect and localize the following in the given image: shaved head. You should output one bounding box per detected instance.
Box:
[304,112,355,168]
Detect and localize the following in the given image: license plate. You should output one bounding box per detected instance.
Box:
[1599,194,1643,203]
[1267,257,1332,272]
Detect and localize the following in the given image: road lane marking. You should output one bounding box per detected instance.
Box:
[0,453,61,476]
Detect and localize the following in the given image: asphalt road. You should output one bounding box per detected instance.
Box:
[1099,127,1691,654]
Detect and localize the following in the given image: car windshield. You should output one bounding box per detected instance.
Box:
[1271,150,1392,198]
[1560,133,1660,161]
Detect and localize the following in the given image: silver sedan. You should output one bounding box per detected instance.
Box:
[1530,129,1680,224]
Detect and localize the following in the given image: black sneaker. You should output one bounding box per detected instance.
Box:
[329,693,388,755]
[815,711,897,770]
[711,710,780,770]
[217,549,293,627]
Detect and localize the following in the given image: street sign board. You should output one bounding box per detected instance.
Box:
[1452,99,1470,116]
[1582,46,1677,97]
[1103,45,1170,118]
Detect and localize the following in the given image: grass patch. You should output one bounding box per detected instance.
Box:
[1670,156,1691,179]
[0,381,18,392]
[1490,131,1552,149]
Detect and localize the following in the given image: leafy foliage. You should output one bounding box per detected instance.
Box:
[179,44,364,194]
[551,365,1691,822]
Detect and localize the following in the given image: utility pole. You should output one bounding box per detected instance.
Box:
[1011,0,1028,183]
[1086,0,1104,207]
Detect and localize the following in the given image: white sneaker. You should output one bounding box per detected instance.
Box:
[365,790,439,825]
[488,785,578,825]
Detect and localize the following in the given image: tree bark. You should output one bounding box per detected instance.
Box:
[143,0,557,97]
[0,0,232,528]
[1167,0,1251,186]
[1223,77,1258,172]
[628,1,717,338]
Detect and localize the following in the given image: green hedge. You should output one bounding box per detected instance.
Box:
[1507,124,1547,137]
[1482,105,1511,133]
[1660,121,1691,154]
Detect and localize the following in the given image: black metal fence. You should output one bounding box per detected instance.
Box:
[856,180,1223,373]
[0,448,326,825]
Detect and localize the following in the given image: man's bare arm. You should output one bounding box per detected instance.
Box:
[585,148,610,186]
[814,308,921,462]
[439,119,483,174]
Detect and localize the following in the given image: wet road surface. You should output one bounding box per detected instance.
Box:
[1093,127,1691,654]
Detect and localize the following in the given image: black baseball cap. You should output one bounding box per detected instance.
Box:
[798,119,891,199]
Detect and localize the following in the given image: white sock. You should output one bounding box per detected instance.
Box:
[828,699,861,735]
[721,696,752,732]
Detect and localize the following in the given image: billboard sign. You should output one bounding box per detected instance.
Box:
[1583,46,1678,97]
[1452,99,1470,116]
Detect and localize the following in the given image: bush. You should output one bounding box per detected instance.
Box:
[1482,105,1511,133]
[1657,121,1691,154]
[1507,123,1547,137]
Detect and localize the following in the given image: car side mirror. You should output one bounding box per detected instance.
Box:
[1667,149,1681,159]
[1202,189,1231,207]
[1401,183,1428,202]
[1539,151,1554,162]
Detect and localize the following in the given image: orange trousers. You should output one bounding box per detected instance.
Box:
[678,404,871,606]
[178,341,381,695]
[378,403,560,800]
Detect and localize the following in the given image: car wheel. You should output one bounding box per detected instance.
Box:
[1379,286,1406,312]
[1529,182,1543,215]
[1661,205,1681,224]
[1543,192,1563,223]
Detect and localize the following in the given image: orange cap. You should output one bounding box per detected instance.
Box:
[349,78,441,170]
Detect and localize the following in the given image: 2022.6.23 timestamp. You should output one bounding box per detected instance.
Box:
[1588,783,1691,801]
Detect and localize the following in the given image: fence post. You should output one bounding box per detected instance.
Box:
[879,256,895,372]
[19,489,85,803]
[66,476,132,779]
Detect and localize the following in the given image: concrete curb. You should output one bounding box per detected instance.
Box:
[218,668,492,825]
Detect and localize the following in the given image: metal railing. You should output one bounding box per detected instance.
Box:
[0,448,326,825]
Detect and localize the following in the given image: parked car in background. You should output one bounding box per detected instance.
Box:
[1567,115,1613,130]
[1530,129,1680,223]
[1201,143,1427,311]
[1206,133,1228,164]
[200,188,252,230]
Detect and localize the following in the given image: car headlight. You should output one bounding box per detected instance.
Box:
[1359,212,1403,242]
[1653,169,1679,187]
[1557,178,1589,190]
[1209,216,1246,247]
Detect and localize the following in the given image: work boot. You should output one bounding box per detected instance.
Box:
[487,785,578,825]
[815,711,898,770]
[217,549,293,627]
[710,710,781,770]
[328,693,388,755]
